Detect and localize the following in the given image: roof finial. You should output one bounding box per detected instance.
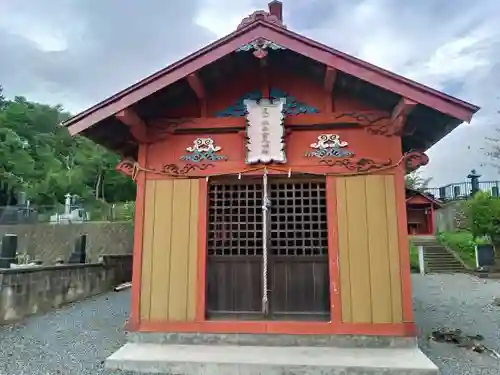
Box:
[268,1,283,22]
[236,1,286,30]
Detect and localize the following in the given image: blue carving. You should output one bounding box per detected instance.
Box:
[215,90,261,117]
[181,150,227,162]
[215,88,319,117]
[270,88,319,115]
[305,148,354,158]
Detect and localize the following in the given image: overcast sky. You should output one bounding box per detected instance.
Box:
[1,0,499,186]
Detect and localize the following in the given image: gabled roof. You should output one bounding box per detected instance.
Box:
[406,188,443,208]
[63,3,479,147]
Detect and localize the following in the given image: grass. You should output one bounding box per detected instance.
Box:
[409,241,420,272]
[436,231,490,269]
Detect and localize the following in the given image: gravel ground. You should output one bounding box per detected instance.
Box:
[413,274,500,374]
[0,290,130,375]
[1,274,499,374]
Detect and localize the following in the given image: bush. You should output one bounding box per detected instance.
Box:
[437,231,489,268]
[465,191,500,245]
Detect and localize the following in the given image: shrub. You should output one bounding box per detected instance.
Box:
[465,191,500,246]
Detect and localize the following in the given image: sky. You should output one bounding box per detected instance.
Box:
[0,0,499,186]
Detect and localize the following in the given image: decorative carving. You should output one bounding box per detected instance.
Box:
[116,158,135,177]
[180,138,227,162]
[115,158,214,179]
[162,163,214,175]
[319,158,393,173]
[305,134,354,158]
[236,38,286,59]
[215,88,318,117]
[215,90,262,117]
[404,151,429,173]
[270,88,319,115]
[244,98,286,164]
[237,11,287,30]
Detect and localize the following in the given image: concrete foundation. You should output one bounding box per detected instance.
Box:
[106,342,438,375]
[106,333,438,375]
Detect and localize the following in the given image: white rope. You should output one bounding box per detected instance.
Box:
[261,167,270,315]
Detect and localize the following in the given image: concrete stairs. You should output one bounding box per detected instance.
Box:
[411,235,468,273]
[105,333,439,375]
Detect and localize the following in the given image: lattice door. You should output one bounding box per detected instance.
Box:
[205,180,264,319]
[268,179,330,320]
[205,178,330,321]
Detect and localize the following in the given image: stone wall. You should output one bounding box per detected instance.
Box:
[0,222,133,264]
[435,201,467,233]
[0,254,132,324]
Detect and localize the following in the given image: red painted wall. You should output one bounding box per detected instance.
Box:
[145,69,401,178]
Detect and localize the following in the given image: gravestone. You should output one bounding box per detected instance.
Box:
[475,244,495,269]
[0,234,18,268]
[68,234,87,264]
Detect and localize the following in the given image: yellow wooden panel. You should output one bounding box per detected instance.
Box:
[168,179,193,321]
[139,180,156,320]
[365,175,393,323]
[345,176,372,323]
[186,180,200,321]
[336,178,352,322]
[385,175,403,322]
[149,179,174,320]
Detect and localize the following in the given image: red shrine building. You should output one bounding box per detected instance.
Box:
[64,2,478,373]
[406,188,442,235]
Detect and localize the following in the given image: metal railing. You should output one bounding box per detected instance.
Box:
[423,181,500,201]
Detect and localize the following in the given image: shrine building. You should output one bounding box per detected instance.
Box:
[63,2,479,373]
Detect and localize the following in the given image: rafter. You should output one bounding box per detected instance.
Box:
[115,108,149,143]
[323,67,337,112]
[391,98,417,135]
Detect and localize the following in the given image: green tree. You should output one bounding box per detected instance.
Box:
[0,90,136,207]
[465,191,500,250]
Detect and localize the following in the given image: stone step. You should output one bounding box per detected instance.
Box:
[424,254,458,262]
[427,268,466,272]
[425,258,462,263]
[105,343,439,375]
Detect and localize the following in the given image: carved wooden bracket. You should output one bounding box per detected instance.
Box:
[116,158,136,177]
[404,151,429,173]
[115,108,149,143]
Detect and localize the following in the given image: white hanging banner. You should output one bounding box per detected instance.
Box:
[244,98,286,164]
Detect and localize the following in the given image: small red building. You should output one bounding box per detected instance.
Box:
[63,1,478,372]
[406,188,442,235]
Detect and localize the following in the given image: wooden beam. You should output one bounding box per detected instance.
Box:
[392,98,417,135]
[115,109,149,143]
[324,67,337,92]
[324,67,337,112]
[186,73,207,117]
[186,73,205,99]
[150,111,390,135]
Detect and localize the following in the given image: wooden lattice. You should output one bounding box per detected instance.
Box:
[269,181,328,256]
[207,181,263,256]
